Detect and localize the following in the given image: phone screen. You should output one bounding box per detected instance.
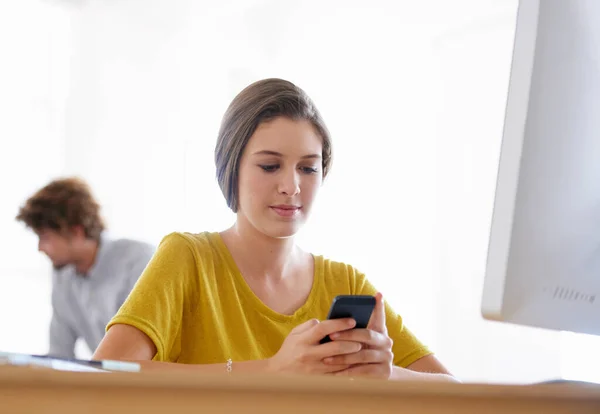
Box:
[320,295,375,343]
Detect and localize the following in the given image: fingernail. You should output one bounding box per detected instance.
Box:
[330,333,339,340]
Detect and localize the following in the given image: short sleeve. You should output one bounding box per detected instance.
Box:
[353,273,432,368]
[107,233,199,362]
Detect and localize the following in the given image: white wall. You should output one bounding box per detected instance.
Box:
[2,0,597,383]
[0,0,73,355]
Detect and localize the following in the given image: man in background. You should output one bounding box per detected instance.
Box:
[16,177,155,358]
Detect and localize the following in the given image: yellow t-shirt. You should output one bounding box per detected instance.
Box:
[108,232,431,367]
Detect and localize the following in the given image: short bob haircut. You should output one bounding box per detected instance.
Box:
[214,78,332,212]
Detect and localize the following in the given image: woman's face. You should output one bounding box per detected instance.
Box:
[236,117,323,239]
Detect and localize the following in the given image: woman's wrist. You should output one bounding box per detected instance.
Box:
[226,358,276,374]
[262,357,278,374]
[391,366,460,382]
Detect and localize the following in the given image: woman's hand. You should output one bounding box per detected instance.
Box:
[325,293,394,379]
[267,317,362,375]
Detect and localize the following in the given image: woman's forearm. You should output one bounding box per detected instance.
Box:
[391,366,460,382]
[133,358,271,374]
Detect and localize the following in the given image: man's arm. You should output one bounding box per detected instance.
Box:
[48,272,78,358]
[120,243,155,305]
[48,308,77,358]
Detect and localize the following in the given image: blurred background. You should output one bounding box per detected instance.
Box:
[1,0,598,383]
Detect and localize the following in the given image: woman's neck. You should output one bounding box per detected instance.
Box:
[220,220,301,282]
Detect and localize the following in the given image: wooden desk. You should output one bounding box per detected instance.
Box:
[1,366,600,413]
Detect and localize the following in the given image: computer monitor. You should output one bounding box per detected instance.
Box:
[482,0,600,336]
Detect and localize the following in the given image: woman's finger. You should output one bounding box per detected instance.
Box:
[331,328,391,349]
[313,339,362,360]
[323,349,389,366]
[305,318,356,344]
[367,292,387,334]
[333,363,380,377]
[291,319,320,335]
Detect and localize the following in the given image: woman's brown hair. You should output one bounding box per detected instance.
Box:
[215,78,332,212]
[16,177,105,241]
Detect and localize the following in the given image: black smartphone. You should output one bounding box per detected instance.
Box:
[319,295,376,344]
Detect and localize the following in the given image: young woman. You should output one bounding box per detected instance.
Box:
[93,78,455,381]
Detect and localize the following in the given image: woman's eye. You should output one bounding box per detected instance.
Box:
[259,164,279,172]
[300,166,319,174]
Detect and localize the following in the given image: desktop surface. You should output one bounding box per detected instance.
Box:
[1,365,600,414]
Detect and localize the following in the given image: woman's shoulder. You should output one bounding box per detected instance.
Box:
[318,255,363,277]
[316,255,368,293]
[157,231,222,258]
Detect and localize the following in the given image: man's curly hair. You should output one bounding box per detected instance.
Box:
[16,177,105,241]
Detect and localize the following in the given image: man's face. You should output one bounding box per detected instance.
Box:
[36,229,76,270]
